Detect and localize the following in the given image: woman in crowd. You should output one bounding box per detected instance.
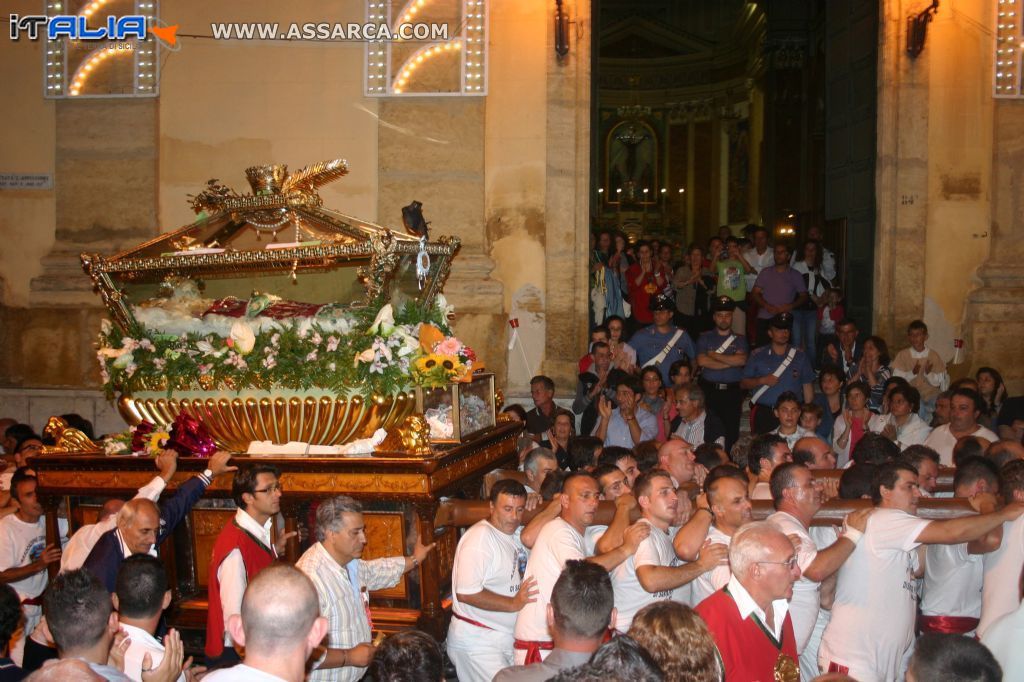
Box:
[975,366,1006,431]
[850,335,892,413]
[833,381,883,467]
[628,601,721,682]
[626,242,672,328]
[638,367,667,441]
[813,365,846,441]
[791,240,832,367]
[591,230,625,325]
[540,411,575,470]
[871,384,932,449]
[672,244,715,339]
[605,315,638,373]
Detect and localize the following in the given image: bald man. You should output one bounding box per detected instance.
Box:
[83,450,237,591]
[204,565,327,682]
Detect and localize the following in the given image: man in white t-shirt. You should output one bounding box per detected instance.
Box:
[205,564,328,682]
[113,554,190,682]
[920,457,1003,637]
[922,388,998,466]
[448,480,535,682]
[0,469,61,665]
[978,458,1024,638]
[674,466,752,605]
[611,470,727,631]
[512,472,649,664]
[819,460,1024,680]
[766,462,871,680]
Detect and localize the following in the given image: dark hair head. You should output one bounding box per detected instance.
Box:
[591,325,610,339]
[844,380,871,400]
[640,367,664,386]
[851,432,900,467]
[908,633,1001,682]
[953,456,1000,494]
[540,470,570,501]
[3,424,34,443]
[366,629,444,682]
[551,560,614,639]
[0,584,22,650]
[551,635,663,682]
[871,461,919,504]
[231,464,281,508]
[818,364,846,387]
[975,366,1005,396]
[836,318,858,331]
[10,467,36,502]
[748,434,787,475]
[769,462,807,507]
[888,384,921,414]
[597,446,634,469]
[590,341,610,355]
[950,387,983,414]
[568,436,603,471]
[953,437,989,469]
[616,377,642,396]
[633,469,673,501]
[987,441,1024,470]
[530,375,555,392]
[1000,459,1024,496]
[864,336,890,366]
[800,402,823,420]
[901,444,941,469]
[501,404,528,421]
[45,569,112,654]
[839,463,876,500]
[693,443,726,470]
[593,465,623,493]
[632,440,661,474]
[908,319,928,334]
[13,433,43,455]
[669,358,692,380]
[489,478,527,504]
[773,391,801,411]
[115,554,168,620]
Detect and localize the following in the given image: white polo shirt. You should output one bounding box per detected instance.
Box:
[450,519,526,633]
[819,508,929,682]
[514,518,586,642]
[691,525,732,606]
[610,520,686,631]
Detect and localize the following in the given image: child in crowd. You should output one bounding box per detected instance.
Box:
[799,402,824,436]
[817,288,844,366]
[891,320,949,423]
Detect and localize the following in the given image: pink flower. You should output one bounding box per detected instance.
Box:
[306,350,318,362]
[434,337,462,357]
[326,336,339,352]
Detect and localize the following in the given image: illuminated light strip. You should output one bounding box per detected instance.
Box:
[391,39,461,93]
[392,0,430,35]
[79,0,113,18]
[68,45,128,96]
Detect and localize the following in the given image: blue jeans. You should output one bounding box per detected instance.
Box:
[792,309,818,368]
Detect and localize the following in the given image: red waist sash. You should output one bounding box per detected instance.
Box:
[918,614,979,634]
[453,612,493,630]
[513,639,554,664]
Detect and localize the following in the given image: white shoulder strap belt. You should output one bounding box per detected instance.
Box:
[642,329,685,369]
[751,347,797,405]
[714,335,736,354]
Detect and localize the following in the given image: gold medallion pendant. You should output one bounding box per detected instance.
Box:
[774,653,799,682]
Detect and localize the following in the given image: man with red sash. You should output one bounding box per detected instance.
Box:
[919,456,1003,636]
[695,520,800,682]
[206,464,293,667]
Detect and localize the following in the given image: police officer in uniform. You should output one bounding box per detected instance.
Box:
[696,296,749,450]
[740,312,815,435]
[631,296,697,386]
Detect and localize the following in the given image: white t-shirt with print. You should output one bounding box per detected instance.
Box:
[0,514,47,600]
[451,519,526,634]
[610,520,687,631]
[514,518,586,642]
[819,508,929,682]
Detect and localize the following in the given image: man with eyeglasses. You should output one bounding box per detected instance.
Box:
[695,520,801,681]
[206,464,297,669]
[766,463,871,681]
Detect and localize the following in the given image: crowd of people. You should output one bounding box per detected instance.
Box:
[0,224,1020,680]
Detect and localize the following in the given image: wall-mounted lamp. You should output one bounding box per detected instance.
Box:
[907,0,940,58]
[555,0,570,59]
